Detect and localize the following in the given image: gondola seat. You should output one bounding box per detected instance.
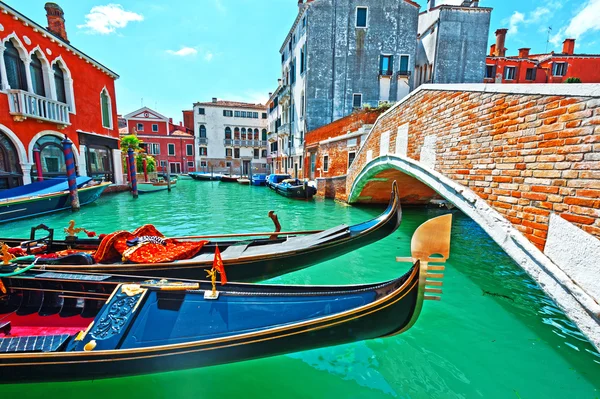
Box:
[0,334,70,353]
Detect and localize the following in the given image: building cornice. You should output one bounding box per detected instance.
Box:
[0,1,119,79]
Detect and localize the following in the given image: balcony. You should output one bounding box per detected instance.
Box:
[223,138,233,146]
[397,70,411,78]
[239,140,268,147]
[268,132,278,142]
[278,85,291,104]
[278,123,291,137]
[8,90,70,127]
[198,137,208,145]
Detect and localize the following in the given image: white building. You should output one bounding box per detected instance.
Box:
[266,87,283,173]
[193,99,269,175]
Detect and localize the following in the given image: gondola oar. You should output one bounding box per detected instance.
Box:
[170,230,323,241]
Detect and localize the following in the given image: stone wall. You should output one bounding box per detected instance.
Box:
[316,175,348,200]
[347,84,600,250]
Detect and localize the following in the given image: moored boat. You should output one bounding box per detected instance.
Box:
[267,175,317,199]
[137,179,177,194]
[220,175,241,183]
[0,178,110,223]
[237,178,251,185]
[0,214,450,383]
[251,174,267,186]
[1,183,403,282]
[189,172,222,181]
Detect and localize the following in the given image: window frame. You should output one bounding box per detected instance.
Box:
[485,64,495,79]
[348,151,356,168]
[136,123,144,132]
[380,54,393,76]
[199,147,207,156]
[3,40,28,91]
[504,66,516,80]
[152,124,158,132]
[168,143,176,156]
[100,88,113,129]
[525,67,536,81]
[398,55,410,76]
[186,144,193,156]
[352,93,363,109]
[356,7,368,28]
[198,108,205,115]
[553,62,567,77]
[323,155,329,172]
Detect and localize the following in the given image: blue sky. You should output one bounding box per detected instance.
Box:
[6,0,600,123]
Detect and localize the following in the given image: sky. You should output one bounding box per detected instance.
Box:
[5,0,600,123]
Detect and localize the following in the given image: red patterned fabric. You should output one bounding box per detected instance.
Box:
[93,225,207,264]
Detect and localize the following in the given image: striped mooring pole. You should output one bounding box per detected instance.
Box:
[128,147,138,198]
[61,136,80,211]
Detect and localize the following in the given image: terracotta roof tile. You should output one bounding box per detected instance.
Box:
[194,100,266,109]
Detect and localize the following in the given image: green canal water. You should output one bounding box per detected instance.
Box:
[2,180,599,398]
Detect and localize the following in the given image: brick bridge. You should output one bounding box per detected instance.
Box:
[318,84,600,349]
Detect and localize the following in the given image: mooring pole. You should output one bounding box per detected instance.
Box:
[128,147,138,199]
[211,165,214,179]
[61,136,80,210]
[142,153,148,182]
[249,163,253,184]
[167,165,172,192]
[33,148,44,182]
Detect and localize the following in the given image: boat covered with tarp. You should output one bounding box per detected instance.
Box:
[189,172,222,181]
[0,178,110,223]
[267,175,317,199]
[1,183,403,282]
[0,213,451,383]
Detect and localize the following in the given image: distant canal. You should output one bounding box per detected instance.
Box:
[2,180,599,398]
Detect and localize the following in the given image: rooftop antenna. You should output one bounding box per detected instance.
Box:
[545,26,552,53]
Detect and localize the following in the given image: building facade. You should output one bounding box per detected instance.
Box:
[123,107,196,174]
[193,99,268,175]
[484,30,600,84]
[416,0,492,86]
[0,2,121,189]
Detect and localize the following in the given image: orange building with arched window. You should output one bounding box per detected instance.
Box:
[0,2,121,189]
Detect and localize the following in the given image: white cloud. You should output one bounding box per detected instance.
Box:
[507,11,525,34]
[503,3,561,36]
[221,91,269,105]
[78,4,143,34]
[215,0,226,13]
[166,47,198,57]
[204,52,214,61]
[549,0,600,48]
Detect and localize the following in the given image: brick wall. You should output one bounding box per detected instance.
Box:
[347,86,600,250]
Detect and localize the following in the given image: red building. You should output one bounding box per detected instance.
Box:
[485,29,600,84]
[123,107,196,174]
[0,2,121,189]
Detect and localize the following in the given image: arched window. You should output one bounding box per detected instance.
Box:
[100,89,112,128]
[30,53,45,96]
[225,127,232,139]
[0,131,23,189]
[234,127,240,139]
[53,64,67,103]
[241,128,246,140]
[262,129,267,141]
[32,135,70,180]
[199,125,207,138]
[3,41,27,91]
[254,129,259,140]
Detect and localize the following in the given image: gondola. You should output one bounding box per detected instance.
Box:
[1,183,402,282]
[189,172,222,181]
[137,179,177,194]
[0,214,451,383]
[267,175,317,199]
[220,175,240,183]
[0,178,110,223]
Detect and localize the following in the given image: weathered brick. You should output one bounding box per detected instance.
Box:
[531,185,559,194]
[577,189,600,198]
[523,192,548,201]
[533,170,561,178]
[565,197,600,207]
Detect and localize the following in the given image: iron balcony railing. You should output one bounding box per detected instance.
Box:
[278,85,291,102]
[268,132,278,142]
[223,138,233,146]
[198,137,208,145]
[278,123,291,136]
[8,89,70,126]
[225,139,269,147]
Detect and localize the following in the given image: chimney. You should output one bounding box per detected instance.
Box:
[471,0,479,6]
[44,3,69,43]
[268,92,273,98]
[563,39,575,55]
[179,121,183,126]
[169,118,173,124]
[278,78,282,86]
[518,48,530,58]
[490,44,496,57]
[212,97,217,103]
[495,29,508,57]
[298,0,303,8]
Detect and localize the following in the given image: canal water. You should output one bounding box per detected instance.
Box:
[2,180,599,398]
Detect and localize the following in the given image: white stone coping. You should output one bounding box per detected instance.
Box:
[319,130,365,145]
[349,154,600,350]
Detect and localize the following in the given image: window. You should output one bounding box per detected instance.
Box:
[254,128,259,140]
[262,113,267,119]
[348,151,356,167]
[291,60,296,84]
[262,149,267,158]
[253,112,259,119]
[298,155,303,169]
[241,111,247,118]
[199,147,207,156]
[485,65,495,79]
[356,7,368,28]
[200,161,207,167]
[234,111,241,117]
[399,55,409,75]
[234,127,240,139]
[300,45,306,74]
[353,94,362,108]
[53,64,67,104]
[525,68,536,81]
[223,110,233,117]
[160,160,167,168]
[380,55,393,75]
[226,148,233,157]
[199,125,207,138]
[3,41,27,91]
[187,161,194,168]
[147,143,160,155]
[170,163,182,174]
[300,131,304,144]
[226,161,232,167]
[553,62,567,77]
[323,155,329,172]
[198,108,205,115]
[505,66,516,80]
[262,129,267,141]
[137,123,144,132]
[152,124,158,132]
[186,144,193,156]
[234,148,240,159]
[241,128,246,140]
[30,53,45,96]
[225,127,232,139]
[254,149,260,159]
[100,89,112,128]
[32,136,67,179]
[168,143,175,156]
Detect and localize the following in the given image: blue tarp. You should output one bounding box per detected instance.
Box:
[0,177,92,200]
